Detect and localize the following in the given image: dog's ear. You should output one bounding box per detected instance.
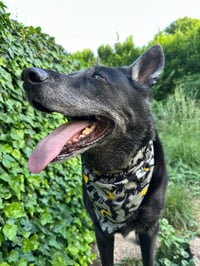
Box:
[130,45,164,88]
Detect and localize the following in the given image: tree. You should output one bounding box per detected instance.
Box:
[69,48,96,69]
[70,36,142,68]
[98,36,141,66]
[165,17,200,34]
[150,17,200,99]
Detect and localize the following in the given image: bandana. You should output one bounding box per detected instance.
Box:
[82,140,154,234]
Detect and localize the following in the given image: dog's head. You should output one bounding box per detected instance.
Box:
[22,45,164,173]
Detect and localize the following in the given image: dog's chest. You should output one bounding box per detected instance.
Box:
[82,141,154,234]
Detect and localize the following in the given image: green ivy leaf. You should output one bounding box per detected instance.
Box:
[48,235,63,250]
[18,258,28,266]
[2,154,15,169]
[0,263,10,266]
[40,208,52,225]
[3,223,18,241]
[68,244,79,256]
[7,250,19,263]
[0,57,6,66]
[0,198,3,209]
[50,252,74,266]
[22,235,39,252]
[4,202,25,218]
[10,175,25,200]
[84,230,95,243]
[11,150,21,160]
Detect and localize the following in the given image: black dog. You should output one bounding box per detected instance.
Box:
[22,45,168,266]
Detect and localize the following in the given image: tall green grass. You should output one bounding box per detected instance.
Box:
[154,87,200,168]
[163,183,197,230]
[153,87,200,230]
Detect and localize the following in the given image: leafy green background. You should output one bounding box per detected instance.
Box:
[0,2,94,265]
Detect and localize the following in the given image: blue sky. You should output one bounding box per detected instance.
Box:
[3,0,200,53]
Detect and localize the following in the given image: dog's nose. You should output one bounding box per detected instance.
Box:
[22,67,48,84]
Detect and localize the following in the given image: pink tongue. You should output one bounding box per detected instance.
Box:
[28,120,90,173]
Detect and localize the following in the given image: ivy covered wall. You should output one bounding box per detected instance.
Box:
[0,2,94,265]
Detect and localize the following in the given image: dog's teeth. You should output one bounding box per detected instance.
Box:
[66,124,96,145]
[82,123,96,135]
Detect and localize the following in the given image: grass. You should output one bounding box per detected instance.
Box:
[163,182,198,231]
[153,86,200,230]
[153,86,200,168]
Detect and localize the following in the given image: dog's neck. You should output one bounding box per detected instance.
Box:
[82,140,155,233]
[82,140,154,178]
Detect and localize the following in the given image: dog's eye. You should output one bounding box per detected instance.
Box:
[92,73,105,81]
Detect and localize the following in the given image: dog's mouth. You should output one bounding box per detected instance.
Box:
[28,115,114,173]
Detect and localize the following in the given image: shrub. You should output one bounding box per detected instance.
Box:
[156,219,195,266]
[0,2,94,265]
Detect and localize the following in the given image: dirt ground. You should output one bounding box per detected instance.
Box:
[91,232,200,266]
[190,237,200,266]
